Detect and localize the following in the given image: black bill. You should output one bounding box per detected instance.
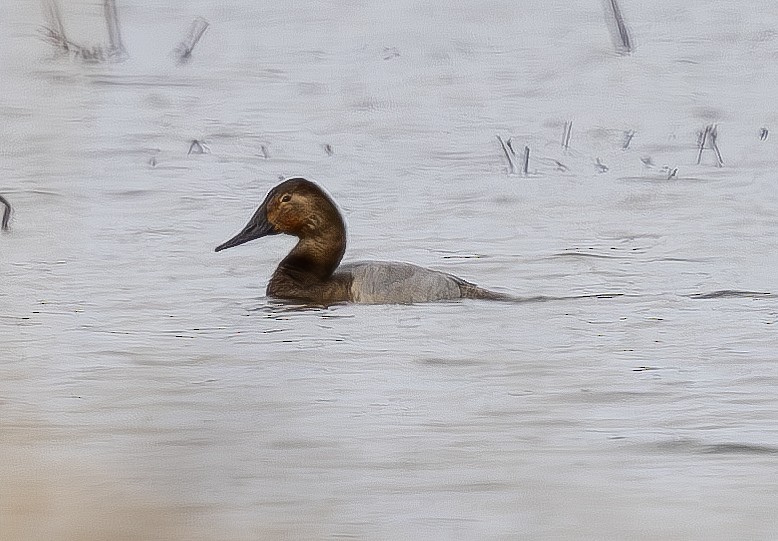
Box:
[215,204,278,252]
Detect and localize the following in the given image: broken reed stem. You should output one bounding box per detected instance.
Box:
[496,135,517,175]
[39,0,126,61]
[187,18,209,53]
[562,121,572,150]
[505,137,517,156]
[608,0,633,53]
[42,0,69,51]
[188,140,206,155]
[176,17,210,62]
[0,195,11,231]
[622,130,635,149]
[696,125,710,165]
[697,125,723,167]
[708,127,724,167]
[103,0,126,56]
[522,146,530,175]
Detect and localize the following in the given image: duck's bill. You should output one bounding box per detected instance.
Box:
[215,207,278,252]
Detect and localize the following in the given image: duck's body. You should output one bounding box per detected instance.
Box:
[336,261,511,304]
[215,178,514,305]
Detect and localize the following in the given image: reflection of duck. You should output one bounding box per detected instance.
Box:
[215,178,514,304]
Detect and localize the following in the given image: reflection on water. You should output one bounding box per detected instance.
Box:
[2,0,778,539]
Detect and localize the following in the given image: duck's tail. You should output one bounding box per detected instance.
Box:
[457,281,532,302]
[458,280,627,303]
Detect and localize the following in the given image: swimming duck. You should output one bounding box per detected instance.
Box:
[215,177,515,304]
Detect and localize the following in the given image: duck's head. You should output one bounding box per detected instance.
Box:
[215,177,345,252]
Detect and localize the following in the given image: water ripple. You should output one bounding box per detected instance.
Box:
[688,290,772,299]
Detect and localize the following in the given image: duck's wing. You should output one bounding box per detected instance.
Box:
[337,261,465,304]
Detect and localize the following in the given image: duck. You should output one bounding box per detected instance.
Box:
[215,177,516,304]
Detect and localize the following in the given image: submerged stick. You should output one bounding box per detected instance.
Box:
[606,0,633,53]
[496,135,518,175]
[562,121,573,150]
[553,159,569,172]
[40,0,70,52]
[696,125,710,165]
[522,146,530,175]
[0,195,11,231]
[188,139,208,155]
[505,137,517,156]
[622,130,635,149]
[103,0,126,57]
[697,125,723,166]
[175,17,210,63]
[39,0,125,61]
[708,126,724,167]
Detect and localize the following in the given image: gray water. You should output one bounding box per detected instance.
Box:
[2,1,777,539]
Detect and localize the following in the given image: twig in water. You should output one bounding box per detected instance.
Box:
[103,0,126,58]
[708,126,724,167]
[605,0,634,53]
[174,17,209,64]
[522,146,530,176]
[696,125,710,165]
[537,157,569,172]
[562,121,573,150]
[759,128,769,141]
[667,168,678,180]
[0,195,12,231]
[496,135,518,175]
[188,139,209,155]
[39,0,126,61]
[382,47,400,60]
[323,144,334,156]
[40,0,70,52]
[622,130,635,149]
[259,145,269,159]
[506,137,517,156]
[696,124,723,167]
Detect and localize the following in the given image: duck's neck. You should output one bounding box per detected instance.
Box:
[276,226,346,282]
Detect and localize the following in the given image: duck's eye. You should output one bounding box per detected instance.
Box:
[280,193,292,203]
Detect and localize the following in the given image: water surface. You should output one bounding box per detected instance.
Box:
[2,1,777,539]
